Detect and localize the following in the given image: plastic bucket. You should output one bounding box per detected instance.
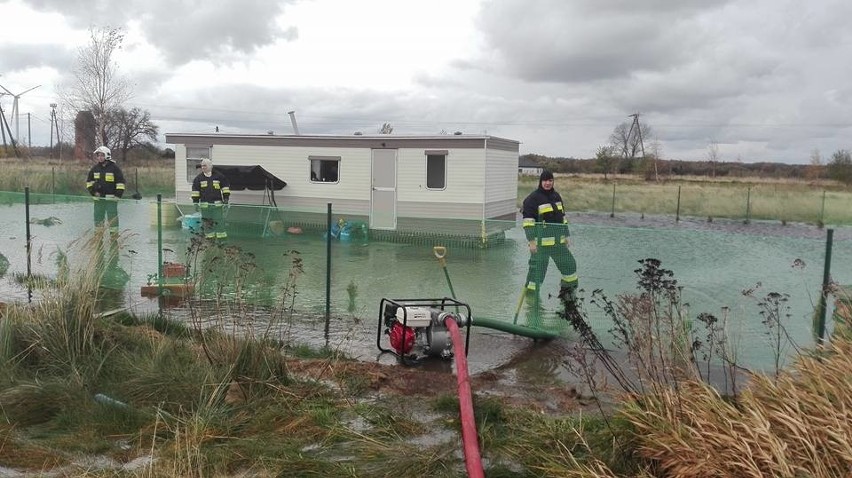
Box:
[181,213,202,232]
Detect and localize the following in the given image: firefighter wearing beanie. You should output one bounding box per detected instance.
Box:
[521,170,578,308]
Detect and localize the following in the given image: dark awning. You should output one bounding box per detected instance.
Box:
[211,165,287,191]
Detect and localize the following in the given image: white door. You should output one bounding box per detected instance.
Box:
[370,149,397,230]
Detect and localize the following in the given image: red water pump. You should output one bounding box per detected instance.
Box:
[377,298,472,360]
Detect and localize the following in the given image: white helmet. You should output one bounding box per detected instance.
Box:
[94,146,112,161]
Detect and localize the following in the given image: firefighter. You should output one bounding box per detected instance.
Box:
[521,170,578,306]
[191,158,231,239]
[85,146,125,237]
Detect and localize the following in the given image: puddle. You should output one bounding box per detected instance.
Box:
[1,201,851,375]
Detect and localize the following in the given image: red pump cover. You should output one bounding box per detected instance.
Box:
[389,322,415,354]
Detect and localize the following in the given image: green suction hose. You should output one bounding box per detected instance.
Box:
[473,317,559,339]
[431,246,559,340]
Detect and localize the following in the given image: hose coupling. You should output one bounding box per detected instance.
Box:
[437,311,468,327]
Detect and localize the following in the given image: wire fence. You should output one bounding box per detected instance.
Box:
[1,188,850,372]
[518,179,852,226]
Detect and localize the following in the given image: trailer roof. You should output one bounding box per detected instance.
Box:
[165,133,520,152]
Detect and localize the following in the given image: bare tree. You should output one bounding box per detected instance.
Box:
[103,107,159,161]
[63,27,132,148]
[706,141,720,178]
[609,119,652,173]
[647,136,662,181]
[807,148,822,181]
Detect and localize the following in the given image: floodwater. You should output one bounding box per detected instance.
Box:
[1,199,850,383]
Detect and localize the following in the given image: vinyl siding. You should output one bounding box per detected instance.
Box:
[485,147,519,203]
[484,145,519,221]
[396,147,485,204]
[484,198,517,219]
[171,135,517,233]
[212,145,372,201]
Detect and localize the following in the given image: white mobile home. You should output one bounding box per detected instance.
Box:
[518,156,544,176]
[164,133,520,242]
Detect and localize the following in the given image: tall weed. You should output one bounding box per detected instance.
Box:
[558,257,840,476]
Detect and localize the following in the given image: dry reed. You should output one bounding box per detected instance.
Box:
[621,338,852,477]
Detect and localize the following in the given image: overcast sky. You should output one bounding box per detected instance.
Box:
[1,0,851,164]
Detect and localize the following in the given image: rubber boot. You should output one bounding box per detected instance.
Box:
[525,289,544,329]
[559,284,579,314]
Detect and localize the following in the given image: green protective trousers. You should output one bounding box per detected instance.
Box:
[525,244,578,298]
[93,198,119,234]
[200,203,227,239]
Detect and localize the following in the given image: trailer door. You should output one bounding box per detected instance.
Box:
[370,149,397,230]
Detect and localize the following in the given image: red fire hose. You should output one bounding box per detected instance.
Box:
[444,317,484,478]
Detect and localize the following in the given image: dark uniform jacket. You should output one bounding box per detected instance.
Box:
[86,161,126,198]
[521,187,570,245]
[191,172,231,204]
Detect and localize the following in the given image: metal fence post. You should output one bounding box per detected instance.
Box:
[25,187,32,302]
[157,195,164,313]
[744,186,751,224]
[610,183,616,218]
[816,228,834,344]
[325,202,332,344]
[675,185,681,222]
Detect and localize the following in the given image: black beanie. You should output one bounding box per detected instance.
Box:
[540,170,554,182]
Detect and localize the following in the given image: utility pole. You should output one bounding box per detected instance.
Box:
[625,113,646,159]
[49,103,57,159]
[0,93,7,151]
[620,112,647,177]
[0,99,21,157]
[27,112,31,148]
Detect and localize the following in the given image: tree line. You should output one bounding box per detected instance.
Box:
[17,142,174,163]
[524,119,852,185]
[525,153,844,182]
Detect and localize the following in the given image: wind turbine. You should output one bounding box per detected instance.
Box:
[0,83,41,143]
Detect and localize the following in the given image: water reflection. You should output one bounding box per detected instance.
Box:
[1,201,851,373]
[496,341,565,386]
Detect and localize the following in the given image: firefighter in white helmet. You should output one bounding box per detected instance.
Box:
[191,158,231,239]
[85,146,126,237]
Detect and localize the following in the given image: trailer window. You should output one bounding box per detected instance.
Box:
[186,146,211,181]
[426,151,447,189]
[310,156,340,183]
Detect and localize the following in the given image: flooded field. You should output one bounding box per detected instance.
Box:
[1,199,851,378]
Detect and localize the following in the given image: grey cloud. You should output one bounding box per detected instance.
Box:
[475,0,731,83]
[139,0,298,65]
[462,0,852,162]
[151,81,524,138]
[570,0,728,14]
[0,43,74,72]
[17,0,135,28]
[19,0,297,66]
[609,53,781,115]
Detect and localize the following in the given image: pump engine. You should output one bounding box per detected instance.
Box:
[377,298,471,360]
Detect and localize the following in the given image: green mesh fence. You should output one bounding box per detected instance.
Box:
[2,190,851,371]
[516,178,852,226]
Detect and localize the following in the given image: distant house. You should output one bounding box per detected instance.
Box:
[518,156,543,176]
[165,133,520,243]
